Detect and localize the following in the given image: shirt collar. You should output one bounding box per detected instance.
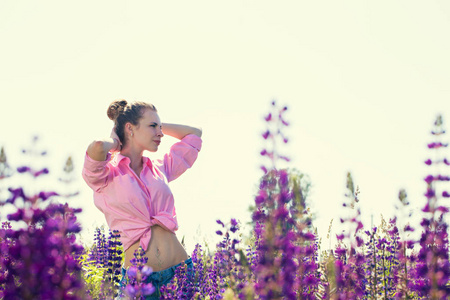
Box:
[115,153,152,168]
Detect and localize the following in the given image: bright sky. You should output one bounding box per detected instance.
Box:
[1,1,450,252]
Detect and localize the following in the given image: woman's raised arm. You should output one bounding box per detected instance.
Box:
[86,128,121,161]
[162,123,202,140]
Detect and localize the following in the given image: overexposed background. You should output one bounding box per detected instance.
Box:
[1,1,450,252]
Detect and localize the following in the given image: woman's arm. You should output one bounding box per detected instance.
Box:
[86,128,121,161]
[162,123,202,140]
[159,123,202,182]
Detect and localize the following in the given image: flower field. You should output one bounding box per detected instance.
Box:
[1,102,450,299]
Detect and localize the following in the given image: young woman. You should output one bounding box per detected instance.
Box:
[82,99,202,299]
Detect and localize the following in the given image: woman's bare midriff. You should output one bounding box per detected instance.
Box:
[124,225,188,272]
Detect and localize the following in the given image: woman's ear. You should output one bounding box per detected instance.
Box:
[125,123,133,137]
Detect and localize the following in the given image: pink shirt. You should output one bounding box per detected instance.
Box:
[82,134,202,252]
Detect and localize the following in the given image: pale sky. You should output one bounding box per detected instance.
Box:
[1,1,450,251]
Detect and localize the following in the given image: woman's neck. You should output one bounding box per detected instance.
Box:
[120,147,144,171]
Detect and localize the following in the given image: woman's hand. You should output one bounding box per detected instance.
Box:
[110,127,122,152]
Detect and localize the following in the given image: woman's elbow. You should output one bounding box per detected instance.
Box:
[87,140,107,161]
[194,127,202,138]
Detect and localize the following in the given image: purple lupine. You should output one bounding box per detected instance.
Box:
[0,138,85,299]
[122,246,155,299]
[160,246,197,299]
[331,172,367,299]
[412,115,450,298]
[96,227,108,266]
[0,221,13,298]
[250,101,320,299]
[377,220,400,298]
[160,218,250,299]
[80,227,124,298]
[391,189,418,299]
[107,229,123,285]
[1,202,84,299]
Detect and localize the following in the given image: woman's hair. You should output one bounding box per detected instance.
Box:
[107,99,157,146]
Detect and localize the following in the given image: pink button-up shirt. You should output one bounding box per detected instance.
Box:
[82,134,202,252]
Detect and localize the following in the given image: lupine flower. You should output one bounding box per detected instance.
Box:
[122,246,156,298]
[412,114,450,298]
[0,147,13,179]
[0,138,86,299]
[428,142,449,149]
[80,226,125,298]
[249,102,320,299]
[1,200,84,299]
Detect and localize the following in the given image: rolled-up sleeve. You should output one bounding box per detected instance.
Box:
[160,134,202,182]
[82,152,112,192]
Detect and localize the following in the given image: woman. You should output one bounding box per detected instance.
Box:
[82,99,202,299]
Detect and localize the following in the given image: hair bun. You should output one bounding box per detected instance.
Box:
[107,99,128,121]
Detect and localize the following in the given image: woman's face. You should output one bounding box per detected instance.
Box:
[130,109,163,152]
